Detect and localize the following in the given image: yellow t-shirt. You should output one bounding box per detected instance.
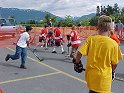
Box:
[79,35,122,93]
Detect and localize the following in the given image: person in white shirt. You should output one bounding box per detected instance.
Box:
[5,26,32,69]
[111,19,115,32]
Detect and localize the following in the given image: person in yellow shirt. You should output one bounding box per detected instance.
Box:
[75,15,122,93]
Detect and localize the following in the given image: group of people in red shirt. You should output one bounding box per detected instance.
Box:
[39,25,66,54]
[39,25,81,62]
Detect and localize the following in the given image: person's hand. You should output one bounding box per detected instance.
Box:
[66,35,71,40]
[67,43,71,47]
[73,59,85,73]
[13,42,17,45]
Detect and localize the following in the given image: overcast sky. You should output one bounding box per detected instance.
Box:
[0,0,123,17]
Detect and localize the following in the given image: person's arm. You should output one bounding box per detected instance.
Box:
[26,34,31,47]
[111,45,122,71]
[76,51,82,64]
[111,64,117,72]
[13,34,21,45]
[27,41,29,47]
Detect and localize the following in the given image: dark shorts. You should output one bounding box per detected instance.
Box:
[55,42,61,47]
[39,37,45,42]
[39,39,43,42]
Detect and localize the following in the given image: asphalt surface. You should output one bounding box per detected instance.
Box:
[0,43,124,93]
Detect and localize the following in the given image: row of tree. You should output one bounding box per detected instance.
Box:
[21,3,124,27]
[87,3,124,26]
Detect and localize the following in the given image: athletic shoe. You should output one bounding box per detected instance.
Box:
[62,51,66,54]
[5,54,10,61]
[20,65,27,69]
[52,51,57,53]
[44,48,49,50]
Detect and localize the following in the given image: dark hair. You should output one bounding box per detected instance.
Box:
[44,25,47,28]
[26,26,32,32]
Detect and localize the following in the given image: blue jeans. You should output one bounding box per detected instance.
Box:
[9,45,27,65]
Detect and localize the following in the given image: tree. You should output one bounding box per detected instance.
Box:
[63,15,74,27]
[96,6,100,16]
[106,5,113,16]
[90,16,99,26]
[103,6,107,15]
[81,18,90,26]
[121,7,124,14]
[50,15,58,26]
[43,12,52,26]
[100,6,104,15]
[113,3,120,14]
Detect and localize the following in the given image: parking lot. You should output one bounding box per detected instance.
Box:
[0,43,124,93]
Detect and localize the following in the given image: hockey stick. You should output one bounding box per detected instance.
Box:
[115,77,124,82]
[28,47,44,61]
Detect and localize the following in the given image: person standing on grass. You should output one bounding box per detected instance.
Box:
[75,15,122,93]
[5,26,32,69]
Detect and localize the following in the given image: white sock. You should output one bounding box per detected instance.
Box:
[61,45,64,52]
[45,39,47,48]
[53,48,56,51]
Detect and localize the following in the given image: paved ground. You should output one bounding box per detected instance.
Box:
[0,43,124,93]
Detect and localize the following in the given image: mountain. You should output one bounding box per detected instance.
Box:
[78,13,96,20]
[0,7,63,22]
[0,7,96,22]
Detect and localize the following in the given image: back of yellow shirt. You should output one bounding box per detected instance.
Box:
[79,35,122,93]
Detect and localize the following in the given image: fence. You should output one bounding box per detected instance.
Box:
[0,26,98,48]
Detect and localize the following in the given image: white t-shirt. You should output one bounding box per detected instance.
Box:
[17,32,30,48]
[111,22,115,32]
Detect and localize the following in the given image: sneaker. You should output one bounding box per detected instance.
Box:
[52,51,57,53]
[20,65,27,69]
[62,51,66,54]
[112,71,115,81]
[44,48,49,50]
[5,54,10,61]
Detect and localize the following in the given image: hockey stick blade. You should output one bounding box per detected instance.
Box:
[115,77,124,82]
[33,52,44,61]
[29,47,44,61]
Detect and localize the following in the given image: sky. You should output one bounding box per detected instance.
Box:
[0,0,123,17]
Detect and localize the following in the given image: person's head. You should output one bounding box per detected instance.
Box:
[44,25,47,28]
[110,31,114,35]
[118,20,121,23]
[26,26,33,32]
[72,25,76,30]
[98,15,112,33]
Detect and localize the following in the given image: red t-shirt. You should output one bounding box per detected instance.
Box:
[54,28,62,42]
[39,28,47,40]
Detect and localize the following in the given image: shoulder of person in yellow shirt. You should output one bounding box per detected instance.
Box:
[79,35,123,61]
